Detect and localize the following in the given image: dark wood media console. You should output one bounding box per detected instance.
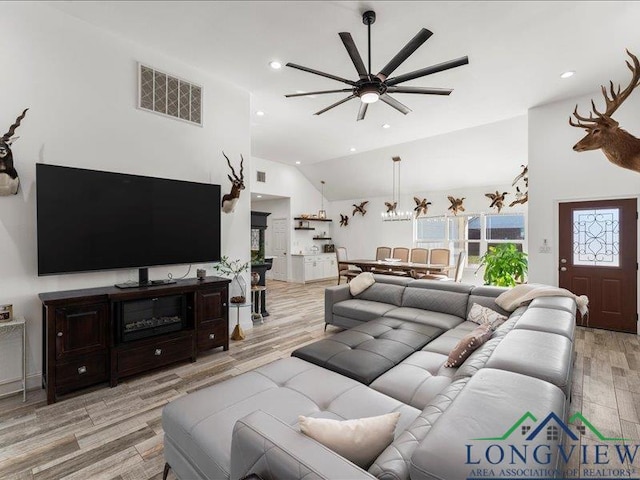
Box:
[40,277,230,404]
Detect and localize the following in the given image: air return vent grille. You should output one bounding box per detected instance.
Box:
[256,171,266,183]
[138,64,202,126]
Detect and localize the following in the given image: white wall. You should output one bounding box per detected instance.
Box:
[251,157,329,277]
[330,184,527,284]
[528,91,640,295]
[0,3,251,395]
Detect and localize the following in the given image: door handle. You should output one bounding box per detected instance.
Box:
[560,267,567,272]
[560,258,567,264]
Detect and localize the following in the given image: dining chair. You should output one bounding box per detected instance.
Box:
[336,247,361,285]
[376,246,392,260]
[429,248,451,270]
[417,250,466,282]
[410,248,429,264]
[392,247,409,262]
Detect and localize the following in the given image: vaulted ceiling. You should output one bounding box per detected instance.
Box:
[50,1,640,195]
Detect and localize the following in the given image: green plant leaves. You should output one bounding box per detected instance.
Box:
[477,243,528,287]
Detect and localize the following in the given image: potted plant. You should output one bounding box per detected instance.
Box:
[214,256,250,303]
[476,243,528,287]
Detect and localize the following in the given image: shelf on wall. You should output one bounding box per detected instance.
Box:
[294,227,315,231]
[294,217,333,222]
[313,237,332,240]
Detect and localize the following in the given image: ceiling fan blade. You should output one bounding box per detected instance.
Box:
[339,32,368,79]
[385,56,469,86]
[379,93,412,115]
[376,28,433,81]
[357,102,368,121]
[285,89,353,98]
[286,62,357,86]
[385,86,452,95]
[314,94,357,115]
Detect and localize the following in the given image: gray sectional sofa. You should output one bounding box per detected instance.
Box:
[162,275,577,480]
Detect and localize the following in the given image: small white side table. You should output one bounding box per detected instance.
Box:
[0,317,26,401]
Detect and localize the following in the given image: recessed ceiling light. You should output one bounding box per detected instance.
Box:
[269,61,282,70]
[256,195,263,198]
[256,111,265,116]
[350,147,356,152]
[560,71,575,79]
[382,124,391,129]
[295,161,301,165]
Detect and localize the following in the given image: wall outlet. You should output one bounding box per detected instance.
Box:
[539,246,551,254]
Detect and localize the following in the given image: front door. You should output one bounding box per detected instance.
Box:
[558,198,637,332]
[271,218,288,281]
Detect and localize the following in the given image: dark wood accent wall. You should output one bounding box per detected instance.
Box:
[40,277,230,404]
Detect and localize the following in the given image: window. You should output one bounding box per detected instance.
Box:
[415,213,527,267]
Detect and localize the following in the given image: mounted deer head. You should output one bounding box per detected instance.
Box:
[570,50,640,173]
[0,108,28,196]
[221,152,245,213]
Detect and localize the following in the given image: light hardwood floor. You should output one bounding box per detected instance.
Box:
[0,279,637,479]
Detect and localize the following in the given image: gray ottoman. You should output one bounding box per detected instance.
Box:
[292,317,443,384]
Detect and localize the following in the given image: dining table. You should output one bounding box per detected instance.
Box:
[348,259,451,275]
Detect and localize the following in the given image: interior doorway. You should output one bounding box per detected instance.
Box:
[558,198,637,333]
[270,218,288,281]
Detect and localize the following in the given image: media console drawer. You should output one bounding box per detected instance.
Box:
[55,352,108,393]
[197,322,227,351]
[116,333,194,378]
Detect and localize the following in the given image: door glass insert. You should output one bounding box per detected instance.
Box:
[572,208,620,267]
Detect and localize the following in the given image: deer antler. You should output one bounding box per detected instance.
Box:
[3,109,28,141]
[222,151,239,180]
[570,50,640,129]
[597,50,640,118]
[239,154,244,180]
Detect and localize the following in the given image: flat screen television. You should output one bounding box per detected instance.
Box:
[37,164,221,286]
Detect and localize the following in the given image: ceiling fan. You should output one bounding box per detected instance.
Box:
[285,10,469,121]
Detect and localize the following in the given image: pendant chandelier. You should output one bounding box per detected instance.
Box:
[381,156,412,222]
[318,180,326,219]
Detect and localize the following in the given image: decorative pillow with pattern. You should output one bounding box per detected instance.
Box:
[298,412,400,469]
[445,323,493,368]
[467,303,507,330]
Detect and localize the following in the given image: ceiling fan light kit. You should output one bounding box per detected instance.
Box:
[285,10,469,121]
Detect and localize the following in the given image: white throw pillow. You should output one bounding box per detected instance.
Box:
[467,303,507,330]
[298,412,400,469]
[349,272,375,296]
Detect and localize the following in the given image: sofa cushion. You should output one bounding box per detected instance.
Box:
[529,296,577,315]
[513,306,576,340]
[383,307,465,330]
[333,299,397,322]
[369,378,470,480]
[421,321,477,356]
[402,280,472,318]
[409,369,567,480]
[292,317,443,384]
[162,357,420,480]
[485,329,573,397]
[370,351,455,410]
[299,412,400,469]
[466,285,510,317]
[355,281,406,306]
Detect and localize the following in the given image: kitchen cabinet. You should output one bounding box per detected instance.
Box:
[291,254,337,283]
